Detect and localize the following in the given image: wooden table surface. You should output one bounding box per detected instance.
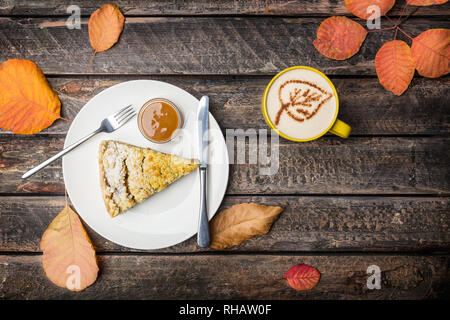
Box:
[0,1,449,299]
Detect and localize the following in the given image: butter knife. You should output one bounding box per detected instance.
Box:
[197,96,210,247]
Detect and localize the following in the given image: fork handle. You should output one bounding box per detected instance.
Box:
[21,127,102,179]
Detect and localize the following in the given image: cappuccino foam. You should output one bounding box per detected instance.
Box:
[265,68,337,140]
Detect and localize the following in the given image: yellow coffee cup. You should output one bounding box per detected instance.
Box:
[262,66,351,142]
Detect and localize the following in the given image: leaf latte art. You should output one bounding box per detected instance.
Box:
[265,67,338,141]
[275,80,333,126]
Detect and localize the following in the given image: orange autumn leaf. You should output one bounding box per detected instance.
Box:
[88,3,125,53]
[209,203,283,250]
[0,59,61,134]
[345,0,396,20]
[40,203,98,291]
[375,40,415,95]
[284,264,321,291]
[407,0,448,6]
[411,29,450,78]
[313,16,368,60]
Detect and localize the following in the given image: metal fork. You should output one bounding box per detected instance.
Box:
[22,104,136,179]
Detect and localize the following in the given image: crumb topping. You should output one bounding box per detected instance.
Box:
[99,140,199,217]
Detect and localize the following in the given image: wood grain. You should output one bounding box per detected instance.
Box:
[1,0,448,16]
[1,0,449,301]
[0,196,448,252]
[0,76,448,136]
[1,17,448,75]
[1,136,448,195]
[0,254,448,299]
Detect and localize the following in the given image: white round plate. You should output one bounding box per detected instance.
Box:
[63,80,229,250]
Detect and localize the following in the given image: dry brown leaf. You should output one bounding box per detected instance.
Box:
[88,3,125,53]
[40,203,98,291]
[0,59,62,134]
[209,203,283,250]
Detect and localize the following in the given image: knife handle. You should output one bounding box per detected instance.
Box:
[197,167,210,247]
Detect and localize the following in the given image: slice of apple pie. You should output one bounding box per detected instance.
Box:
[99,140,199,217]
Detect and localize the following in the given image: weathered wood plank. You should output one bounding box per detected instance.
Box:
[0,76,448,136]
[1,0,448,16]
[0,254,448,299]
[1,136,448,195]
[1,17,448,75]
[0,196,448,252]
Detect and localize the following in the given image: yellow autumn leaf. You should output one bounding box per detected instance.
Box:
[88,3,125,53]
[0,59,62,134]
[40,203,98,291]
[209,203,283,250]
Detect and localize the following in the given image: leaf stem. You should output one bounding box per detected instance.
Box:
[368,26,396,33]
[397,27,414,41]
[60,116,73,122]
[384,16,414,41]
[398,7,420,26]
[395,1,409,26]
[85,51,96,73]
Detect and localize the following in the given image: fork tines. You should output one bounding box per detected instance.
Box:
[114,105,136,125]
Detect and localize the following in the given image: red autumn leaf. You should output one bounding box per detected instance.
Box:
[345,0,396,20]
[0,59,62,134]
[313,16,368,60]
[375,40,415,95]
[284,264,320,291]
[407,0,448,6]
[411,29,450,78]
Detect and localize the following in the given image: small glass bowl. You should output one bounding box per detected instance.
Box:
[137,98,183,144]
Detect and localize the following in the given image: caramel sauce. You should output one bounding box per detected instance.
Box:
[274,80,332,126]
[140,101,179,142]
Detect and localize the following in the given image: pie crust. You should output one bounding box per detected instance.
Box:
[99,140,199,217]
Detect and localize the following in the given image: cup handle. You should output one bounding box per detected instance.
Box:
[329,119,351,138]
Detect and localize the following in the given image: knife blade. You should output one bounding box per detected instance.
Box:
[198,96,209,169]
[197,96,210,247]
